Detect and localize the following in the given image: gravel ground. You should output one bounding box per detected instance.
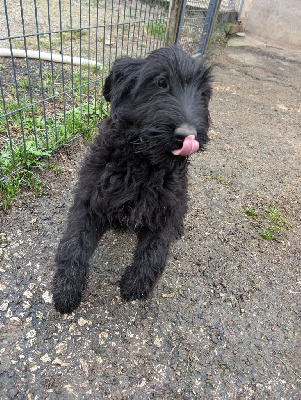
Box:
[0,44,300,399]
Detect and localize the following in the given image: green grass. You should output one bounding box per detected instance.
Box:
[211,22,233,45]
[243,207,257,217]
[0,95,38,131]
[244,204,292,240]
[18,76,30,90]
[259,228,275,240]
[147,19,166,40]
[259,205,292,240]
[62,26,88,41]
[47,162,62,175]
[0,96,108,210]
[205,173,228,185]
[1,61,107,207]
[0,169,42,211]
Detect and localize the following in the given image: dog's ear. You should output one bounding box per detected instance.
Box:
[103,57,145,103]
[198,61,214,106]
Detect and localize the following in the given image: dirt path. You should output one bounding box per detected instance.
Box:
[0,44,300,399]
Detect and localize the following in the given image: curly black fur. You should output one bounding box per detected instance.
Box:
[52,46,213,314]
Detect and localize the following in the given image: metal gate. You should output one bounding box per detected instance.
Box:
[178,0,238,56]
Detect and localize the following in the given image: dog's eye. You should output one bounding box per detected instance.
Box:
[157,78,168,89]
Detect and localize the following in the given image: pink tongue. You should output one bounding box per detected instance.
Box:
[172,135,199,156]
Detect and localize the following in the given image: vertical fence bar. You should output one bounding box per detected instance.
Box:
[135,0,146,57]
[120,0,127,57]
[126,0,134,56]
[115,0,122,58]
[79,0,83,122]
[154,0,165,50]
[46,0,58,143]
[197,0,222,56]
[34,0,49,150]
[100,0,107,117]
[86,0,91,123]
[58,0,67,139]
[3,0,28,165]
[108,1,114,68]
[162,1,171,47]
[238,0,245,19]
[175,0,187,44]
[93,0,100,125]
[130,0,139,56]
[19,0,38,148]
[143,0,156,56]
[138,0,149,57]
[69,0,75,136]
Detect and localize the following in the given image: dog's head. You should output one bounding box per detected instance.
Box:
[103,46,213,164]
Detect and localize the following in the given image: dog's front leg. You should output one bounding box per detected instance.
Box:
[120,227,172,301]
[52,202,107,314]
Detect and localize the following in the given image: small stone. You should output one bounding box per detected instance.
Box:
[99,331,109,344]
[0,301,9,311]
[36,311,44,319]
[42,291,53,303]
[154,337,163,347]
[78,317,88,326]
[23,301,31,310]
[26,329,36,339]
[52,357,69,367]
[9,317,21,326]
[210,334,219,344]
[162,293,175,298]
[137,378,146,387]
[55,342,67,355]
[23,290,33,299]
[41,353,51,363]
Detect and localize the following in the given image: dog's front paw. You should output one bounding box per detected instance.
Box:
[120,271,153,301]
[52,272,84,314]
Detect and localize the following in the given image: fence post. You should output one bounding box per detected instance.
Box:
[166,0,186,45]
[196,0,222,56]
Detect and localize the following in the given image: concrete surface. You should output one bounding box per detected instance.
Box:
[240,0,301,49]
[227,32,301,63]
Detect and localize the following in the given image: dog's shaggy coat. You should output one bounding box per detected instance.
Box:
[52,46,213,314]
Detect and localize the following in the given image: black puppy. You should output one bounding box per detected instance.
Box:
[52,46,213,314]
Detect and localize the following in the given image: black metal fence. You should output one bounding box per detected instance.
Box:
[0,0,172,183]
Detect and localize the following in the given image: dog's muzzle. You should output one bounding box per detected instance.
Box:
[172,124,199,156]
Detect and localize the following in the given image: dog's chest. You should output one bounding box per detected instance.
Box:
[98,163,187,231]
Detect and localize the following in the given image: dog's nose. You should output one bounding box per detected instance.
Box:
[174,124,197,142]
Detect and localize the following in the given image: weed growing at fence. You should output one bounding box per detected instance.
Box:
[211,22,233,45]
[147,19,166,40]
[63,26,88,41]
[0,54,110,210]
[1,169,42,211]
[0,98,108,210]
